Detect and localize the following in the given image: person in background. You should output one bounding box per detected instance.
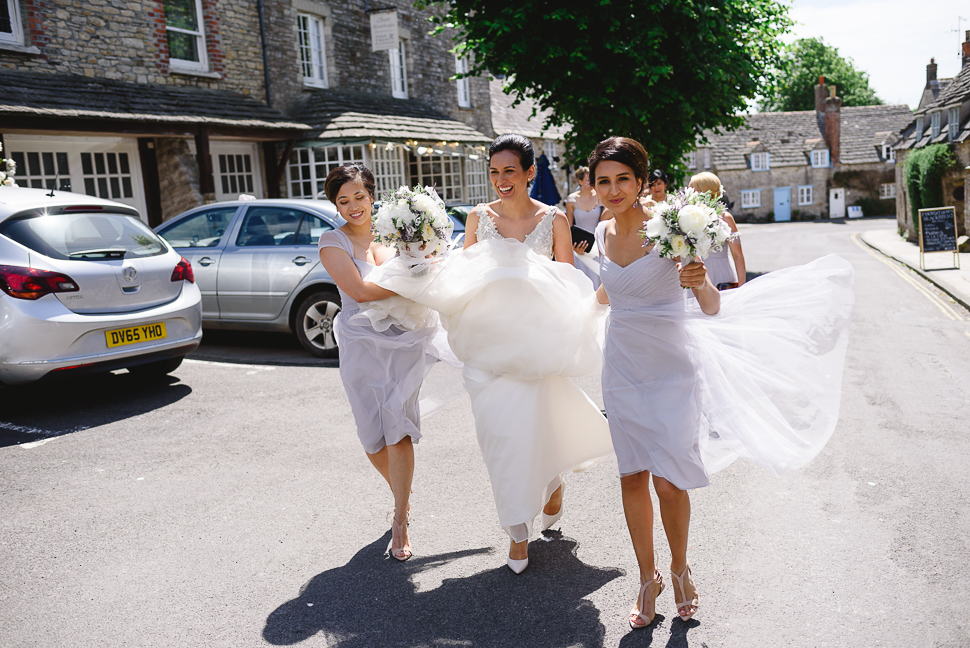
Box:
[688,172,746,290]
[565,166,608,288]
[641,169,670,207]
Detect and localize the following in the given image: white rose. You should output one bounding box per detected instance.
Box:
[3,178,15,187]
[374,211,395,236]
[644,215,668,239]
[412,194,437,216]
[421,222,436,241]
[694,236,712,259]
[669,235,690,258]
[677,205,711,237]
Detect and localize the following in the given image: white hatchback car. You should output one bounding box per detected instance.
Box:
[0,188,202,386]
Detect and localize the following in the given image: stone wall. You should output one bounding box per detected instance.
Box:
[155,137,203,221]
[1,0,266,97]
[896,143,970,241]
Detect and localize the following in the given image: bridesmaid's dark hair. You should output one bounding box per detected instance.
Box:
[323,164,376,203]
[648,169,669,186]
[588,137,650,195]
[488,133,535,170]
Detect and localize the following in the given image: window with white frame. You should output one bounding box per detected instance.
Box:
[916,117,924,141]
[685,151,696,169]
[408,152,463,202]
[80,151,136,202]
[797,185,813,205]
[703,149,711,169]
[930,111,941,138]
[882,144,895,162]
[811,149,829,168]
[880,183,896,199]
[297,13,328,88]
[750,152,769,171]
[543,140,558,167]
[11,150,71,191]
[389,39,408,99]
[465,155,488,204]
[164,0,208,72]
[740,189,761,209]
[369,143,406,196]
[1,0,24,44]
[949,107,960,141]
[455,55,470,108]
[287,145,365,199]
[211,143,263,201]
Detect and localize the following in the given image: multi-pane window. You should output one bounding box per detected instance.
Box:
[81,151,135,201]
[750,152,769,171]
[880,183,896,199]
[389,39,408,99]
[455,55,470,108]
[797,185,813,205]
[740,189,761,209]
[930,111,941,138]
[949,107,960,141]
[685,151,696,169]
[218,154,253,196]
[703,149,711,169]
[164,0,207,71]
[10,151,72,191]
[298,14,327,88]
[370,144,406,196]
[916,117,924,141]
[465,156,488,204]
[811,149,829,168]
[287,145,365,199]
[1,0,24,44]
[408,152,463,202]
[882,144,895,162]
[543,140,558,168]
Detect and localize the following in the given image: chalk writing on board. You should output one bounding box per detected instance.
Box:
[919,207,957,253]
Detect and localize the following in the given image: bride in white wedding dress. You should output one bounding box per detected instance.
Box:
[358,135,613,573]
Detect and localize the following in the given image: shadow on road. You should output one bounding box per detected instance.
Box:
[264,529,623,647]
[0,372,191,447]
[190,329,338,368]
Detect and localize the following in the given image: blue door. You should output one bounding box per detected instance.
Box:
[774,187,791,222]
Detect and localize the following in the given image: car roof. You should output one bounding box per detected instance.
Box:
[191,198,337,210]
[0,187,138,220]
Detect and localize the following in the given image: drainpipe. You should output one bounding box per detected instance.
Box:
[257,0,272,108]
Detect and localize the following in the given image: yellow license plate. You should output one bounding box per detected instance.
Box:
[105,322,167,348]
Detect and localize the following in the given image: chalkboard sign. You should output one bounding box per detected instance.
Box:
[919,207,958,253]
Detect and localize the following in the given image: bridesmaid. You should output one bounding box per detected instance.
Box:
[688,172,746,290]
[318,164,436,562]
[591,138,718,627]
[565,166,608,288]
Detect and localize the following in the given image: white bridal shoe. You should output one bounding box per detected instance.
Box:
[540,481,565,531]
[507,556,529,574]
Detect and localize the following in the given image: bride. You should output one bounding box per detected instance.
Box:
[359,134,613,573]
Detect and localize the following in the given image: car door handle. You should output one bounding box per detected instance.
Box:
[292,256,311,266]
[198,256,215,266]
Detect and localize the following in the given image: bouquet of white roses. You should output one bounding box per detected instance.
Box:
[373,185,454,265]
[641,187,735,261]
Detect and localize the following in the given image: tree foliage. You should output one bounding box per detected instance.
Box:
[421,0,792,177]
[903,143,956,230]
[758,37,882,112]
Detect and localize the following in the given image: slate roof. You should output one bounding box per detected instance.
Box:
[897,65,970,150]
[0,69,309,131]
[489,79,569,140]
[921,64,970,112]
[289,89,491,144]
[705,104,913,169]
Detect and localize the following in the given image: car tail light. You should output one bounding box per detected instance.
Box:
[171,257,195,283]
[0,266,80,300]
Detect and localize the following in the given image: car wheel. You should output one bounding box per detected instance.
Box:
[295,290,341,358]
[127,356,185,377]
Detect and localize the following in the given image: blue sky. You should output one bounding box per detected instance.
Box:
[788,0,966,108]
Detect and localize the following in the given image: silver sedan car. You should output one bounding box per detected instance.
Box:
[0,187,203,386]
[155,199,344,358]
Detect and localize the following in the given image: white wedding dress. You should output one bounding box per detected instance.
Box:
[356,205,614,542]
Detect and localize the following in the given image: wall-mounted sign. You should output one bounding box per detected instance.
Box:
[370,10,399,51]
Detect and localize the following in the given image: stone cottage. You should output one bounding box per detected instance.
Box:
[894,32,970,239]
[695,80,911,222]
[0,0,496,224]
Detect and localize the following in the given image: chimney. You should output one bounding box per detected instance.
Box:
[963,30,970,68]
[824,86,842,165]
[927,58,937,85]
[814,76,828,114]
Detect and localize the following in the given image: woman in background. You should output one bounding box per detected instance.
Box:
[689,172,746,290]
[565,166,608,287]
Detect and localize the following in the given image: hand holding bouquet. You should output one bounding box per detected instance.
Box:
[373,185,454,273]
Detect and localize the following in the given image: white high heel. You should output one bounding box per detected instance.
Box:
[507,556,529,574]
[540,481,565,531]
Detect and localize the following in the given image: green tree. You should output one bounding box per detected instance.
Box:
[758,37,882,112]
[423,1,792,177]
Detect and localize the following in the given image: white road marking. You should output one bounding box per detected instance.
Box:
[183,358,277,371]
[0,421,88,448]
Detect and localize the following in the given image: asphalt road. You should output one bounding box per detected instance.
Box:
[2,217,969,648]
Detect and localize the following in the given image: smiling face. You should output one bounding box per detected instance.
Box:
[334,176,373,226]
[594,160,643,213]
[489,150,535,201]
[649,178,667,202]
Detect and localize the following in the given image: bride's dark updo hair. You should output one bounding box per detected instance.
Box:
[588,137,650,195]
[488,133,535,170]
[323,164,376,203]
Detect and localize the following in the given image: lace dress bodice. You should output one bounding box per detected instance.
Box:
[474,204,557,259]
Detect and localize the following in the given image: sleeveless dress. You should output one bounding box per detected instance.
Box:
[358,205,614,542]
[318,229,440,454]
[705,240,739,288]
[566,193,604,288]
[596,222,854,488]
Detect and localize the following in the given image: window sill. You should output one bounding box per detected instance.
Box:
[0,41,41,55]
[303,81,329,90]
[170,67,222,80]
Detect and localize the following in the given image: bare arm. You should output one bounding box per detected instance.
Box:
[565,201,576,227]
[679,259,720,315]
[463,209,480,249]
[722,212,746,286]
[596,283,610,305]
[319,247,396,302]
[551,211,575,265]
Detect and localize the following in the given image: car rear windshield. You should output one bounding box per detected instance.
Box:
[0,212,167,260]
